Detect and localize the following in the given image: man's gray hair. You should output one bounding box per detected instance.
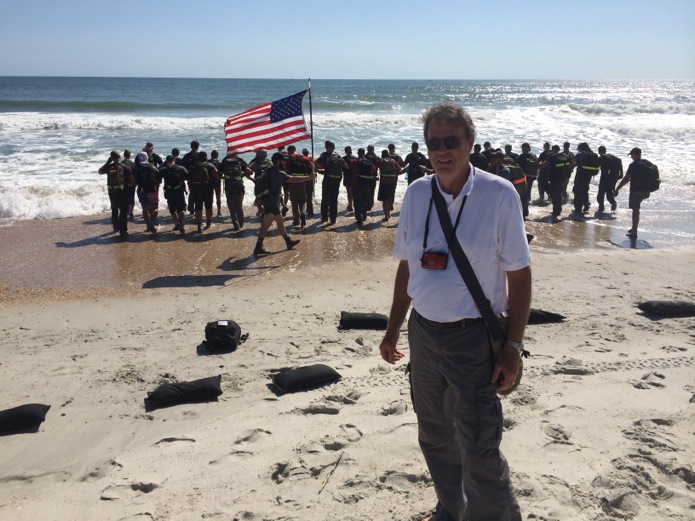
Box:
[422,102,476,142]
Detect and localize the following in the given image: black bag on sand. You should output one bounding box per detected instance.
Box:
[146,375,222,409]
[637,300,695,318]
[272,364,342,393]
[0,403,51,435]
[205,320,242,353]
[339,311,388,330]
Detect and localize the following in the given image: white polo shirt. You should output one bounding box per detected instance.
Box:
[393,167,531,323]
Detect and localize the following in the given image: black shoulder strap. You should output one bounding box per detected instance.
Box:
[430,177,505,342]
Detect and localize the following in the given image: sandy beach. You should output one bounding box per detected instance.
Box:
[1,207,694,521]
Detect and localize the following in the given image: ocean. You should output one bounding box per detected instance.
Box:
[1,77,694,243]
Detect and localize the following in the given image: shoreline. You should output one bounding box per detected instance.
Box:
[1,198,692,303]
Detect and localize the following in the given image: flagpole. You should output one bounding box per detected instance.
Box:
[308,78,314,160]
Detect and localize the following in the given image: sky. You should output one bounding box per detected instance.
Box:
[0,0,693,80]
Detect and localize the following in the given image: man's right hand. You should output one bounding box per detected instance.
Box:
[379,335,405,364]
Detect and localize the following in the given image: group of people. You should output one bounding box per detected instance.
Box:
[470,140,657,236]
[100,134,656,249]
[97,139,432,252]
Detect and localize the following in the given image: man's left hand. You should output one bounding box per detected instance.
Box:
[490,345,521,393]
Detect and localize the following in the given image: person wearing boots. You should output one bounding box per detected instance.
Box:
[253,152,312,256]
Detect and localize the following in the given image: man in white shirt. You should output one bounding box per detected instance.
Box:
[379,102,531,521]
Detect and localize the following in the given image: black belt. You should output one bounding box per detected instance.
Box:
[413,309,482,329]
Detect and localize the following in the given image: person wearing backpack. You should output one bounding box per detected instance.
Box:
[210,150,223,218]
[285,145,314,228]
[597,146,622,213]
[315,140,348,225]
[159,154,189,234]
[134,151,162,234]
[342,146,356,212]
[182,140,200,214]
[540,145,571,222]
[516,143,539,205]
[98,150,131,239]
[253,152,309,256]
[188,151,218,233]
[378,149,406,221]
[572,142,600,215]
[614,147,658,239]
[221,151,253,230]
[349,148,378,226]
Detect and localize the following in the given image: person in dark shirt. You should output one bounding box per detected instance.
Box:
[342,146,356,212]
[469,143,489,171]
[253,152,310,255]
[596,145,622,213]
[159,154,189,234]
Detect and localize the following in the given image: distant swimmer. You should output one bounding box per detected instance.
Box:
[98,150,131,238]
[614,147,660,239]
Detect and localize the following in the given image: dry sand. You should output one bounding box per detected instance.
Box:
[1,209,694,521]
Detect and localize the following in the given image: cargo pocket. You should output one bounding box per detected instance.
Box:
[476,384,503,449]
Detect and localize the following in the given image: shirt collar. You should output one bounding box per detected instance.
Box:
[434,164,476,204]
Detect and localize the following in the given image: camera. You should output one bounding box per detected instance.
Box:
[421,252,447,269]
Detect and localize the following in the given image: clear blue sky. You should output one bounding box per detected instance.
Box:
[1,0,693,79]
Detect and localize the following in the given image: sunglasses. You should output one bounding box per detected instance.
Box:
[425,135,465,151]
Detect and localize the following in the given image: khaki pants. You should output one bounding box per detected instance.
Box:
[408,310,521,521]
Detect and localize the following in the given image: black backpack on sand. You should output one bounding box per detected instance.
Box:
[204,320,244,353]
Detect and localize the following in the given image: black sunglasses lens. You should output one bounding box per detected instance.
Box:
[426,138,441,151]
[443,136,462,149]
[426,136,462,151]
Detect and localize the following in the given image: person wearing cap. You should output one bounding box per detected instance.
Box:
[133,150,162,233]
[572,142,600,215]
[248,150,273,216]
[159,154,189,234]
[596,146,622,213]
[98,150,131,238]
[613,147,652,239]
[379,101,530,521]
[142,142,163,168]
[253,152,309,255]
[315,140,348,224]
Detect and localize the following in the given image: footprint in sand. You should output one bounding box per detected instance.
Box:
[321,424,363,451]
[235,428,271,445]
[100,481,159,501]
[543,423,573,445]
[631,371,665,389]
[154,435,196,445]
[380,400,408,416]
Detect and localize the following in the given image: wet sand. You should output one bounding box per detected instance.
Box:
[1,200,686,303]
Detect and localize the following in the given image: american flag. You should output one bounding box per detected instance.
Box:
[224,90,311,155]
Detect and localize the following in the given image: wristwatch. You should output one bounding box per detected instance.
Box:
[505,339,525,356]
